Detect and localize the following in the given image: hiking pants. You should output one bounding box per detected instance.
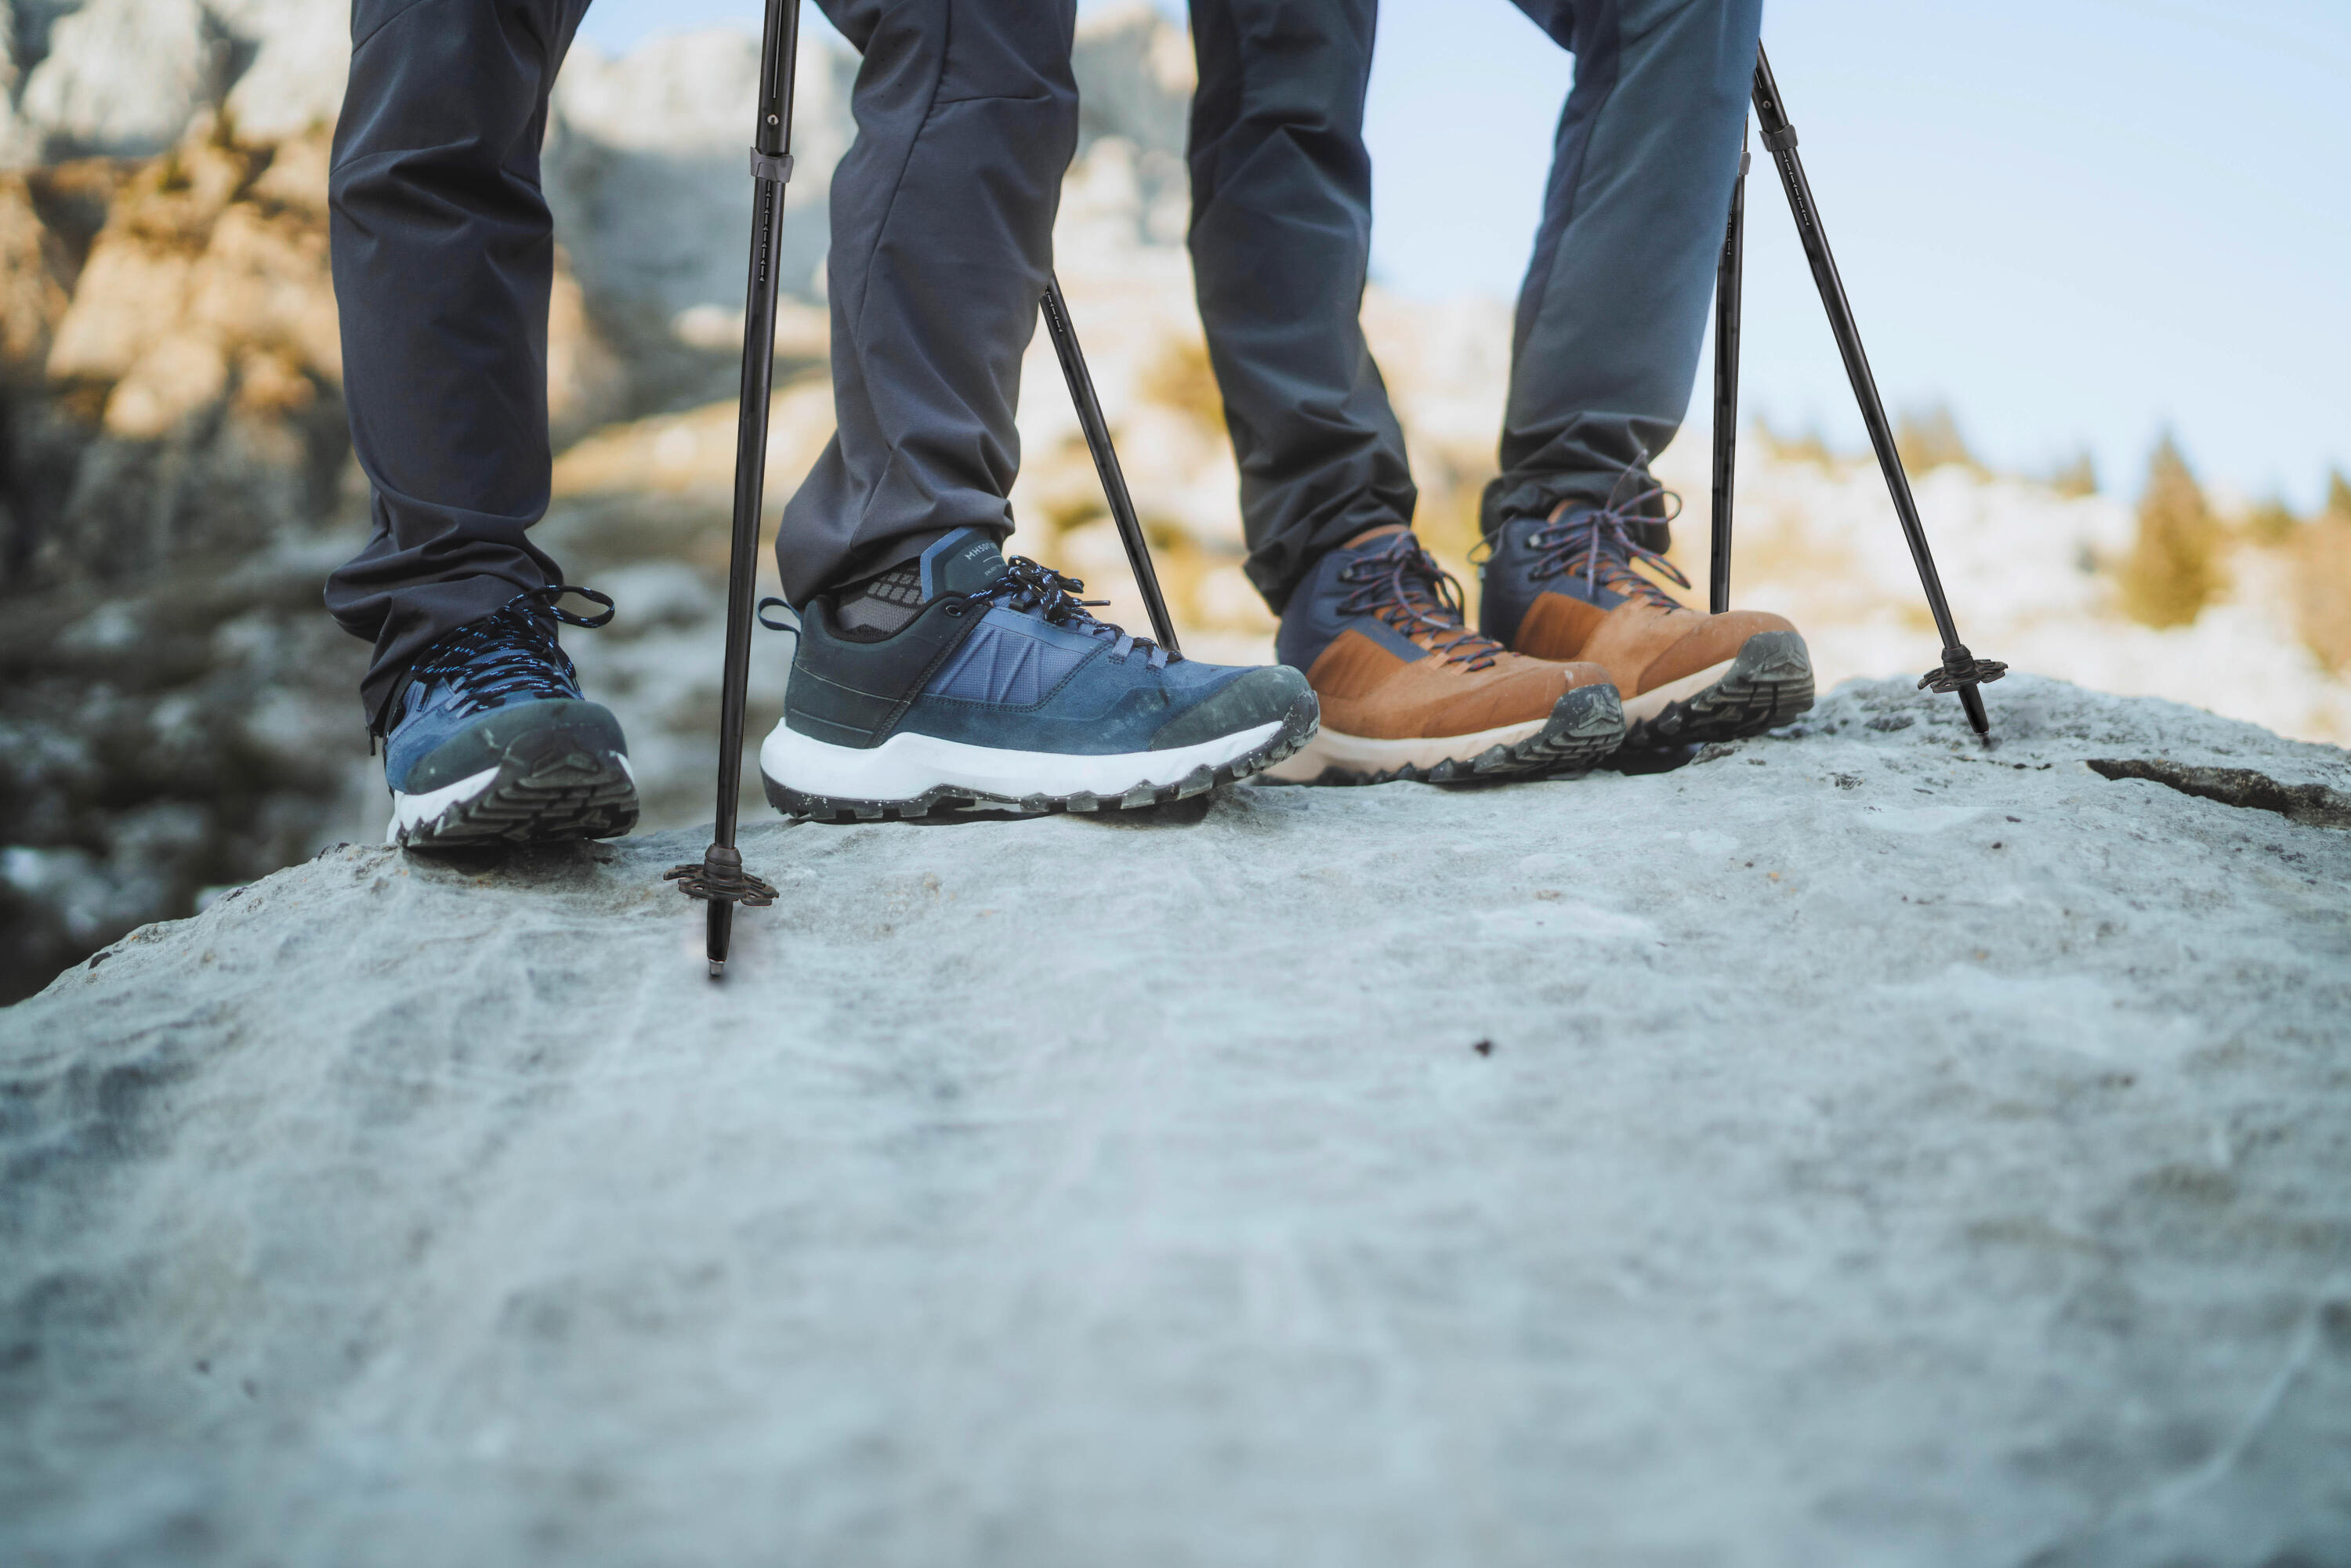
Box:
[1187,0,1762,611]
[325,0,1078,724]
[776,1,1080,606]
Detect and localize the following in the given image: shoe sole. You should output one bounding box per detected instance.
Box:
[1623,629,1814,750]
[761,691,1320,822]
[1260,683,1625,787]
[389,730,639,849]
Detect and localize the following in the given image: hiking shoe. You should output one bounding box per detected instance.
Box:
[381,586,638,848]
[759,528,1317,820]
[1261,527,1625,785]
[1480,479,1813,749]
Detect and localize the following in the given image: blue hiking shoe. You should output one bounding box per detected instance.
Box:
[380,586,639,848]
[759,529,1317,820]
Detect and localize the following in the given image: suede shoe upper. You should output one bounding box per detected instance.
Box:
[1277,528,1614,741]
[1481,497,1793,699]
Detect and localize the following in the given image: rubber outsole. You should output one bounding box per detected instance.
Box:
[1268,683,1627,788]
[392,729,639,849]
[1624,629,1815,751]
[763,690,1322,822]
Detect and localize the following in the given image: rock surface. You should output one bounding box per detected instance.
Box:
[5,676,2348,1566]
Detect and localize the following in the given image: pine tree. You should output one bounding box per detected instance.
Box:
[2295,469,2351,672]
[2117,433,2223,628]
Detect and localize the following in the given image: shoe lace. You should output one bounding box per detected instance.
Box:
[1523,465,1690,610]
[399,584,614,722]
[1335,535,1503,670]
[968,556,1178,670]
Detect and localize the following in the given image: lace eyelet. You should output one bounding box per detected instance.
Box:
[944,602,966,617]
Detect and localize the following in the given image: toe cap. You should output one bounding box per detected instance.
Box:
[1150,664,1311,750]
[399,698,630,793]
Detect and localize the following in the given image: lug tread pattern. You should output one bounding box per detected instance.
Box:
[766,692,1321,823]
[1274,683,1628,788]
[397,742,639,849]
[1625,629,1815,751]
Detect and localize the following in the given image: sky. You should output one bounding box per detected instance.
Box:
[575,0,2351,510]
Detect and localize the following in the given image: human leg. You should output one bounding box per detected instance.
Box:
[1479,0,1811,748]
[1186,0,1624,781]
[1185,0,1414,614]
[326,0,637,844]
[324,0,595,730]
[760,0,1318,817]
[1483,0,1760,531]
[775,0,1080,605]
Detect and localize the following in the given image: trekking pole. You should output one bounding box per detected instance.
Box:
[665,0,795,975]
[1751,44,2005,735]
[1040,274,1183,654]
[1708,124,1748,616]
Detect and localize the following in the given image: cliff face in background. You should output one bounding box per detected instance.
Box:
[1,0,2347,1005]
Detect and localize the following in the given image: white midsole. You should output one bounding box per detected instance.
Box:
[1260,714,1552,781]
[385,753,635,842]
[1622,659,1731,722]
[386,764,500,842]
[760,718,1284,803]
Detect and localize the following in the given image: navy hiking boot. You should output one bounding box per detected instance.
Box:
[1480,473,1813,748]
[1261,527,1625,785]
[380,586,638,848]
[759,528,1317,820]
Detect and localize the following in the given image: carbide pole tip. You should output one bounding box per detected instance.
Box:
[708,958,726,979]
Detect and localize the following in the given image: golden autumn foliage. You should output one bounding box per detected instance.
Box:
[2117,433,2224,628]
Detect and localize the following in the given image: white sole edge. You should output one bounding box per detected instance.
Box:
[386,765,501,844]
[1621,659,1732,723]
[1259,715,1550,783]
[383,753,637,846]
[759,718,1284,804]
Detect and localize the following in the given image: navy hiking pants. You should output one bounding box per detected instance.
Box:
[324,0,1078,725]
[1187,0,1762,611]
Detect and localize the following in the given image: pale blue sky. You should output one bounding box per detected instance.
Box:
[577,0,2350,509]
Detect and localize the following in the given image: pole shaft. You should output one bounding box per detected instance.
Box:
[1708,130,1748,616]
[1751,45,1964,653]
[703,0,799,968]
[1041,275,1183,654]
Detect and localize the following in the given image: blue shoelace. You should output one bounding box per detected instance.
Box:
[393,585,615,726]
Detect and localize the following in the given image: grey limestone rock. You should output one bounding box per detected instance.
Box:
[4,675,2347,1565]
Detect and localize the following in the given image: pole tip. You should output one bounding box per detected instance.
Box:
[708,958,726,980]
[1961,683,1991,737]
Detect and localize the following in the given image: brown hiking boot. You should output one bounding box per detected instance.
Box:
[1262,527,1624,784]
[1480,490,1813,748]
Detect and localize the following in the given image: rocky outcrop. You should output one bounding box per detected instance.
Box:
[4,677,2348,1564]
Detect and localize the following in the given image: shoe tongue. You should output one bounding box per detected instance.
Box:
[919,527,1010,599]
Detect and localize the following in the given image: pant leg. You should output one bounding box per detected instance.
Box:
[1483,0,1759,534]
[324,0,593,729]
[1186,0,1415,615]
[775,0,1080,605]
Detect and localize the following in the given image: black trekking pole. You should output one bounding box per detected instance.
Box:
[1731,45,2006,736]
[1040,275,1183,654]
[665,0,795,975]
[1708,125,1748,616]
